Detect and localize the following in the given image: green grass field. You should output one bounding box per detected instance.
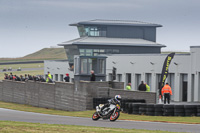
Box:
[0,63,44,70]
[0,48,67,63]
[0,121,179,133]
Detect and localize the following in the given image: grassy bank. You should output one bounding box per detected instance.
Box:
[0,63,44,70]
[0,101,199,124]
[0,48,67,63]
[0,121,178,133]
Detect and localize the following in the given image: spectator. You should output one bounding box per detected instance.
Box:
[46,71,52,83]
[24,74,28,81]
[28,74,33,80]
[20,75,25,81]
[33,76,38,82]
[15,75,21,81]
[39,76,46,82]
[64,73,70,82]
[145,82,150,92]
[9,73,13,80]
[126,83,131,90]
[4,73,9,79]
[138,81,146,91]
[90,70,96,81]
[162,83,173,104]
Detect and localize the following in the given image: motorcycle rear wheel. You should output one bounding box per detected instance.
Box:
[92,112,100,121]
[110,111,120,121]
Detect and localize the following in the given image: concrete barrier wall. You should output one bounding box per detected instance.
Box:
[0,80,156,111]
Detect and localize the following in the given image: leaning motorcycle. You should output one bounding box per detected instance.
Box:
[92,103,121,121]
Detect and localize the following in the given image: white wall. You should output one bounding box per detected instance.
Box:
[44,46,200,102]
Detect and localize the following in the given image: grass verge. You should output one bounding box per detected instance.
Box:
[0,101,199,124]
[0,63,44,70]
[0,121,178,133]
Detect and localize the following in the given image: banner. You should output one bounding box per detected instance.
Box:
[159,53,175,95]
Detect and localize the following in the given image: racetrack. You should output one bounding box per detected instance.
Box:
[0,108,199,132]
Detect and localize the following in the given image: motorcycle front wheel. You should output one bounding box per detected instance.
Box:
[110,111,120,121]
[92,112,100,121]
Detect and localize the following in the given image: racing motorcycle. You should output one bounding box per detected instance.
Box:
[92,102,121,121]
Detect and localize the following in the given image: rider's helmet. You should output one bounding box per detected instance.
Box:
[115,95,122,102]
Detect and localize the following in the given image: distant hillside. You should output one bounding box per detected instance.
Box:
[0,48,67,62]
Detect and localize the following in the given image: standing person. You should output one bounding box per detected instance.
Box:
[138,81,146,91]
[64,73,70,82]
[126,83,131,90]
[90,70,96,81]
[161,83,172,104]
[145,82,150,92]
[46,71,52,83]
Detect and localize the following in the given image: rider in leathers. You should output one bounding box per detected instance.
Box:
[99,95,121,116]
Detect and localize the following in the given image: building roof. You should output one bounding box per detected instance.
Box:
[58,37,166,47]
[69,19,162,27]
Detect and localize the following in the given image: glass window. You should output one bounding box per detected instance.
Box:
[55,74,58,81]
[88,58,97,73]
[81,58,88,74]
[86,49,93,56]
[78,26,86,37]
[60,74,63,81]
[93,49,99,56]
[135,74,141,90]
[85,26,106,37]
[106,49,112,54]
[85,27,89,36]
[113,49,120,54]
[79,49,85,56]
[100,49,105,54]
[99,59,105,74]
[93,49,99,52]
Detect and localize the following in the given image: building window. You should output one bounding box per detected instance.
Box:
[145,73,152,89]
[117,74,122,82]
[88,58,97,73]
[113,49,119,54]
[79,49,120,56]
[135,74,141,90]
[99,59,105,74]
[93,49,99,56]
[81,58,88,74]
[79,49,85,56]
[126,73,131,85]
[86,49,93,56]
[55,74,58,81]
[78,26,86,37]
[100,49,105,54]
[106,49,112,54]
[60,74,63,81]
[85,26,107,37]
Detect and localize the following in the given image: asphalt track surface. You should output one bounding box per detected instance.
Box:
[0,108,199,132]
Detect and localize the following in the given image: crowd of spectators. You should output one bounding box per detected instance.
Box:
[4,73,46,82]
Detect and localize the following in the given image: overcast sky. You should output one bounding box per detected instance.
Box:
[0,0,200,57]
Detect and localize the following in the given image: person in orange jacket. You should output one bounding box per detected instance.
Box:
[161,83,172,104]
